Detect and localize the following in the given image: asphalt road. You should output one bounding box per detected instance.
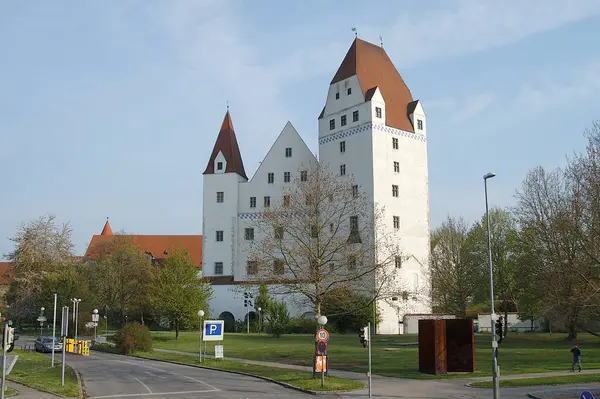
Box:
[66,350,318,399]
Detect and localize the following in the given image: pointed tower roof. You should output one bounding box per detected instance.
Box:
[330,38,415,132]
[203,111,248,179]
[101,218,113,236]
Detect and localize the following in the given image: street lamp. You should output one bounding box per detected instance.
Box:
[484,172,499,399]
[257,307,262,333]
[197,310,205,362]
[103,315,108,338]
[39,307,46,337]
[317,315,328,387]
[71,298,81,352]
[92,309,99,342]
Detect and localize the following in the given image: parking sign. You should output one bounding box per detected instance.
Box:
[203,320,224,341]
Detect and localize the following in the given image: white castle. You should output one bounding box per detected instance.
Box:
[202,38,430,334]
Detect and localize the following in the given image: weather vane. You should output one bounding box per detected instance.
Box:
[352,27,357,38]
[379,36,383,48]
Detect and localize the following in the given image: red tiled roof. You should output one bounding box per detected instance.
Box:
[203,111,248,179]
[85,221,202,268]
[0,262,13,285]
[329,38,415,132]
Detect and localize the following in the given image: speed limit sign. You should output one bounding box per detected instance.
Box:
[316,328,330,342]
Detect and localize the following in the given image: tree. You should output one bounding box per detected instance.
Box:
[4,214,75,320]
[266,299,290,338]
[429,215,482,318]
[514,166,593,339]
[469,208,519,335]
[254,284,271,333]
[244,162,407,318]
[86,235,155,327]
[151,247,213,339]
[321,286,380,332]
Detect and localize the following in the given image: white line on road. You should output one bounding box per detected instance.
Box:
[128,374,152,394]
[113,360,220,391]
[143,371,164,379]
[89,389,218,398]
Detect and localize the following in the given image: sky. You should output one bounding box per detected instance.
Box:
[1,0,600,257]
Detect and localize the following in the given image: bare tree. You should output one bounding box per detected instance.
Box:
[243,162,409,318]
[429,215,482,318]
[4,214,75,319]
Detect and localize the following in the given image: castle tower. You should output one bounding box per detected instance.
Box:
[202,110,248,279]
[318,38,431,334]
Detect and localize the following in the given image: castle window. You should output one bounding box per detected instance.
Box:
[274,226,284,240]
[350,216,359,233]
[273,259,284,275]
[264,196,271,207]
[329,263,335,272]
[395,256,402,268]
[336,92,340,100]
[392,185,399,197]
[341,115,347,126]
[394,161,400,173]
[353,110,359,122]
[217,161,223,170]
[348,255,357,270]
[376,107,382,118]
[393,216,400,229]
[348,215,362,243]
[392,137,398,149]
[214,262,223,275]
[285,147,292,157]
[417,119,423,130]
[340,164,346,176]
[244,228,254,240]
[283,195,290,207]
[250,197,256,208]
[329,119,335,130]
[301,170,308,182]
[352,185,358,198]
[216,191,224,203]
[247,261,258,275]
[330,223,334,232]
[340,141,346,153]
[284,172,290,182]
[347,87,352,95]
[311,225,318,238]
[268,173,274,184]
[216,230,224,242]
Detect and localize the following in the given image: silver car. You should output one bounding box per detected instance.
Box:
[34,337,62,353]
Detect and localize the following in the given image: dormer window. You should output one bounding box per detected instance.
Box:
[347,88,352,95]
[329,119,335,130]
[217,161,223,170]
[417,119,423,130]
[375,107,382,118]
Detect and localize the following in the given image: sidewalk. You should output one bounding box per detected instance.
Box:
[465,368,600,383]
[6,381,65,398]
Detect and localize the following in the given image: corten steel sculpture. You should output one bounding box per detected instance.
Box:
[418,319,447,375]
[418,319,475,375]
[445,319,475,372]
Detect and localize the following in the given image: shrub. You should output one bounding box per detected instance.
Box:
[267,300,290,338]
[114,322,152,354]
[288,316,316,334]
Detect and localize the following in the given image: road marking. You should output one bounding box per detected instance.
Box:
[143,371,165,379]
[113,360,220,391]
[128,374,152,394]
[89,389,218,398]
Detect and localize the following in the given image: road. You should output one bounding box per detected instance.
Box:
[66,350,316,399]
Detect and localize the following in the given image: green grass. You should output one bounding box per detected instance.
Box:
[120,349,364,392]
[7,350,79,397]
[471,373,600,388]
[150,331,600,379]
[2,388,17,397]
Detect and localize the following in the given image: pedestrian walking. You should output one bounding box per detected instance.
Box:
[570,343,582,372]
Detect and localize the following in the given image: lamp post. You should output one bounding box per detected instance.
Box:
[39,307,46,337]
[317,315,328,388]
[197,310,205,362]
[484,172,499,399]
[92,309,99,342]
[103,315,108,338]
[71,298,81,353]
[257,307,262,333]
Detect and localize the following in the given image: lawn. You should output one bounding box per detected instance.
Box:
[135,350,364,392]
[471,373,600,388]
[151,331,600,379]
[6,349,80,397]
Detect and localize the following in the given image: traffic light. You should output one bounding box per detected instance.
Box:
[495,317,503,344]
[359,326,369,348]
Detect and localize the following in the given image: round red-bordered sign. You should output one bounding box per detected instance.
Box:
[316,328,330,342]
[317,341,328,353]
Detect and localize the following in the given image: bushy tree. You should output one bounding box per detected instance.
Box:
[321,286,379,333]
[266,299,290,338]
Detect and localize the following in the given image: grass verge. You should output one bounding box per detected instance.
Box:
[7,350,79,397]
[95,345,364,392]
[2,388,17,397]
[471,373,600,388]
[150,331,600,379]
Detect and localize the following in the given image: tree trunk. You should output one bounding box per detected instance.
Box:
[175,320,180,340]
[503,297,509,338]
[567,320,577,341]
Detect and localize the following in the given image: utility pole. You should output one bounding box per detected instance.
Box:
[52,294,57,367]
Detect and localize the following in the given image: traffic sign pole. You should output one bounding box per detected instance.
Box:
[368,322,372,398]
[52,294,57,367]
[2,327,7,399]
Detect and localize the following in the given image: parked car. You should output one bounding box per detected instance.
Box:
[34,337,62,353]
[13,327,19,341]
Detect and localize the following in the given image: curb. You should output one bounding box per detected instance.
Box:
[92,349,362,396]
[73,367,87,399]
